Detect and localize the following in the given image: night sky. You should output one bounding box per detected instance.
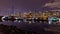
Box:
[0,0,54,9]
[0,0,58,15]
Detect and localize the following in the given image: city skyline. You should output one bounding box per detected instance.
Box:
[0,0,60,15]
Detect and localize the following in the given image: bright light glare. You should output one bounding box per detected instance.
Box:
[2,16,6,21]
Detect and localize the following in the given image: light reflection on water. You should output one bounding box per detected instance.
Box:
[0,21,46,32]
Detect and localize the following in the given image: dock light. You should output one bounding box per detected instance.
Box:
[48,17,58,24]
[51,18,58,22]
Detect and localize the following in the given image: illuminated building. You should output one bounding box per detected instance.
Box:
[26,12,33,18]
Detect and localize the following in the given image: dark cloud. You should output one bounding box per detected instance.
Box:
[44,0,60,11]
[54,0,60,2]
